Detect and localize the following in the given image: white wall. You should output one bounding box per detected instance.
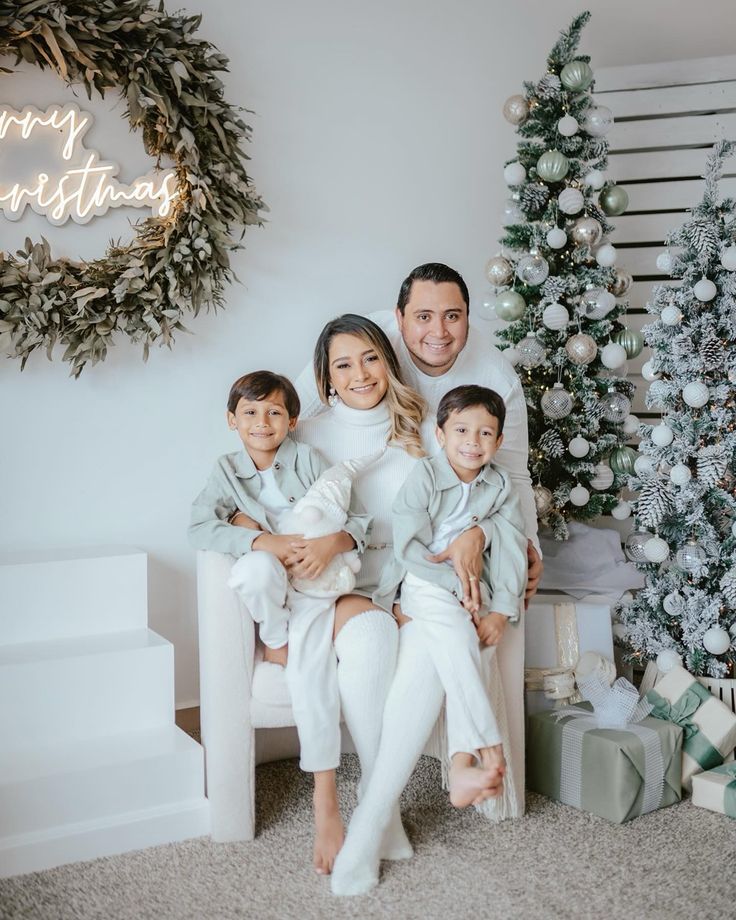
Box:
[1,0,734,705]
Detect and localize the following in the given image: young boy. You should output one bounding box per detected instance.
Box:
[375,384,527,808]
[189,370,369,872]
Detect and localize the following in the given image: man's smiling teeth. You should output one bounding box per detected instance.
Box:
[425,342,450,351]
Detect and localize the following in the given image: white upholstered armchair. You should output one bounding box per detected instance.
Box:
[196,549,526,842]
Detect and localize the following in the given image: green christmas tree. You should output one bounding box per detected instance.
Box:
[489,11,638,540]
[617,141,736,679]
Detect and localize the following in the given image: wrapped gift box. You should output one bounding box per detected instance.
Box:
[525,592,614,715]
[645,665,736,790]
[527,704,682,823]
[691,763,736,818]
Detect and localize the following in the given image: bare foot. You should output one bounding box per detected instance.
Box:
[449,761,498,808]
[472,745,506,803]
[313,792,345,875]
[263,643,288,667]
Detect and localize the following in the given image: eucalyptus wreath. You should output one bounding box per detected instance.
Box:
[0,0,265,375]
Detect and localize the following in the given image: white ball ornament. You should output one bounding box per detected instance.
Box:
[558,187,584,215]
[590,463,615,491]
[595,243,618,267]
[644,536,670,563]
[703,626,731,656]
[584,169,605,190]
[693,277,717,301]
[663,593,680,615]
[651,423,674,447]
[601,342,627,369]
[569,484,590,506]
[670,463,692,487]
[503,198,524,224]
[656,649,683,673]
[641,360,660,382]
[660,305,683,326]
[656,250,673,273]
[546,227,567,249]
[720,245,736,271]
[503,161,527,186]
[611,501,632,520]
[557,114,579,137]
[634,455,655,478]
[542,302,569,330]
[568,436,590,458]
[682,382,709,408]
[623,414,640,436]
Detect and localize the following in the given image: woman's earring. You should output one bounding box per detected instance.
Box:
[328,386,340,408]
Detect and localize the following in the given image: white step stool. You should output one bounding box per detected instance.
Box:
[0,547,209,877]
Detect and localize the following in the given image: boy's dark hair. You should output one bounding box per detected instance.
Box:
[437,385,506,435]
[227,370,300,418]
[396,262,470,316]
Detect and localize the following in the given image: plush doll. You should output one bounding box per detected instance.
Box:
[280,451,382,598]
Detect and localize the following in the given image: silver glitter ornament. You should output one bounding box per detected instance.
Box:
[517,334,547,368]
[516,252,549,286]
[599,389,631,424]
[675,540,706,574]
[541,382,574,419]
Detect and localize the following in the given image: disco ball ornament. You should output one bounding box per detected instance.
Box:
[675,540,706,573]
[670,463,692,487]
[720,245,736,270]
[590,462,615,491]
[565,333,597,365]
[558,187,584,215]
[656,649,683,673]
[614,328,644,358]
[693,277,717,301]
[557,114,578,137]
[703,626,731,655]
[609,446,637,476]
[541,383,574,419]
[503,161,527,186]
[503,94,529,125]
[641,360,660,382]
[493,290,527,322]
[517,334,547,368]
[601,342,627,369]
[644,535,670,563]
[656,250,673,273]
[584,169,605,190]
[624,530,651,563]
[599,185,629,216]
[533,484,554,517]
[568,436,590,458]
[583,105,614,137]
[560,60,594,91]
[536,150,570,183]
[611,270,633,296]
[600,390,632,424]
[542,302,569,330]
[682,382,709,408]
[579,287,615,319]
[546,227,567,249]
[634,455,655,478]
[611,500,632,520]
[485,255,513,287]
[516,252,549,286]
[502,198,524,224]
[595,243,618,267]
[570,217,603,248]
[660,305,683,326]
[650,423,674,447]
[623,414,640,436]
[569,484,590,507]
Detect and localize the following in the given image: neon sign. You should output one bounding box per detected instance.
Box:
[0,103,178,226]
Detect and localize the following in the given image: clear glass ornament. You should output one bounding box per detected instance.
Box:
[583,105,614,137]
[624,530,651,563]
[516,252,549,286]
[565,333,597,365]
[485,255,513,286]
[600,389,631,424]
[503,199,524,224]
[541,383,574,419]
[516,334,547,368]
[579,287,615,319]
[675,540,706,574]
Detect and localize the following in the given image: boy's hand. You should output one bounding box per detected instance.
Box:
[476,612,508,647]
[252,532,303,565]
[285,532,342,580]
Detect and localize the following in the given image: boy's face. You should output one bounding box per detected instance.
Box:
[436,405,503,482]
[227,391,296,464]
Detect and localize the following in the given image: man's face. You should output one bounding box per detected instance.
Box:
[395,280,469,377]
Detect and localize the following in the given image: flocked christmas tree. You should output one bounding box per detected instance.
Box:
[487,11,638,540]
[617,141,736,679]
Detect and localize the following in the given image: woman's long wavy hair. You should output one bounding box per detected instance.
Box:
[314,314,427,458]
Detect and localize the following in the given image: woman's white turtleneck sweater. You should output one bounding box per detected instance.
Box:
[296,400,419,597]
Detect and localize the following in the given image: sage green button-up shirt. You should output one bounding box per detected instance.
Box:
[374,452,527,620]
[188,437,371,557]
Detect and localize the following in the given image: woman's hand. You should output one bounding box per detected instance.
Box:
[476,611,508,647]
[286,531,354,580]
[526,541,543,606]
[427,526,485,611]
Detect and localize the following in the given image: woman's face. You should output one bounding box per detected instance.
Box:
[327,333,389,410]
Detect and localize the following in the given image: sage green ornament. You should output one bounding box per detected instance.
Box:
[609,446,638,476]
[560,60,594,92]
[494,290,526,322]
[599,185,629,216]
[536,150,570,183]
[614,328,644,359]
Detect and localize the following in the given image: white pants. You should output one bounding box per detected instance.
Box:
[400,572,501,758]
[228,552,340,773]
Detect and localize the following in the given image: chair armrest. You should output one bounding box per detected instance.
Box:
[197,550,256,841]
[496,605,525,813]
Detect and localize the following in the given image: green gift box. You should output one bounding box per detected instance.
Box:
[691,762,736,818]
[527,704,683,823]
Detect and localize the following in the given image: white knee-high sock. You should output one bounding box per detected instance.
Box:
[333,609,411,861]
[331,621,445,897]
